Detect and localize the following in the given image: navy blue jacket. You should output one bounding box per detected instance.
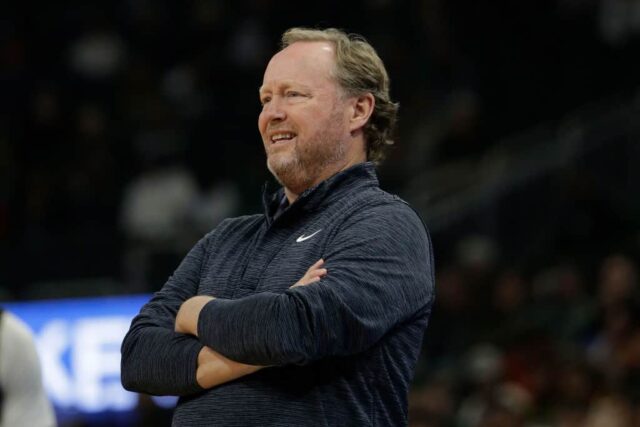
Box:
[121,162,435,426]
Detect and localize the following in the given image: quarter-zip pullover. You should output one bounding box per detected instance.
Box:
[121,162,435,426]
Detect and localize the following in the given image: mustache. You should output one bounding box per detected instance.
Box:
[266,125,297,133]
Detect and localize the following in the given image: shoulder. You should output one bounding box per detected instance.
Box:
[341,188,427,235]
[0,311,37,352]
[324,188,432,261]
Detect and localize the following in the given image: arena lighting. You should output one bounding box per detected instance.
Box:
[2,294,177,423]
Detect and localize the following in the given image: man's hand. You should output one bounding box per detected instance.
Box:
[175,295,215,336]
[185,259,327,389]
[291,259,327,287]
[196,346,263,389]
[176,259,325,335]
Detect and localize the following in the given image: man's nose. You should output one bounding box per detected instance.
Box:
[262,98,286,122]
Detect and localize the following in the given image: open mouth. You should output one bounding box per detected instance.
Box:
[270,132,297,144]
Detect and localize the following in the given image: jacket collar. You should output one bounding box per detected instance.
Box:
[262,162,379,225]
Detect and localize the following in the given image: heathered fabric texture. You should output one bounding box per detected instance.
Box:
[121,162,435,426]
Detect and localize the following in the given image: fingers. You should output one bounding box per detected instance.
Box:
[310,258,325,269]
[306,259,327,281]
[307,260,327,278]
[292,272,324,287]
[291,259,327,287]
[304,269,327,284]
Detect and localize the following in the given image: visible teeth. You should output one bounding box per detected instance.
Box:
[271,133,295,142]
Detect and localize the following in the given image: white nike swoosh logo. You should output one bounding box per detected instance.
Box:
[296,229,322,243]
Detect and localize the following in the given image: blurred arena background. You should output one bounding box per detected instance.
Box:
[1,1,639,426]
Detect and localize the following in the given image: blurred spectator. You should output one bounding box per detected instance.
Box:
[120,162,199,244]
[409,377,456,427]
[583,394,634,427]
[462,344,540,426]
[120,140,239,290]
[529,265,594,344]
[68,29,126,80]
[598,0,640,46]
[597,254,638,309]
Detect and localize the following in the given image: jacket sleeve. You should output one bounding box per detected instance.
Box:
[197,202,435,366]
[120,234,211,396]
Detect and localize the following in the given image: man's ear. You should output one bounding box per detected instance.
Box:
[349,93,375,134]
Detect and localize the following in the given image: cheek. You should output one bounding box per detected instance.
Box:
[258,112,268,136]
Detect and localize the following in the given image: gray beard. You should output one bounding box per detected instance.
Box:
[267,102,348,194]
[267,132,347,195]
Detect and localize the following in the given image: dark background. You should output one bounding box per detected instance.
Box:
[1,1,639,426]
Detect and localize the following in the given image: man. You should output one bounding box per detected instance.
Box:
[0,309,56,427]
[121,27,435,426]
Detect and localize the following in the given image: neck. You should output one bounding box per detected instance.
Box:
[284,152,366,204]
[284,187,299,204]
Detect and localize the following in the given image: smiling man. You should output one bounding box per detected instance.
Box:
[259,39,367,201]
[121,27,435,426]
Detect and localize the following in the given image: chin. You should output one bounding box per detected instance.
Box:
[268,158,311,193]
[267,155,290,179]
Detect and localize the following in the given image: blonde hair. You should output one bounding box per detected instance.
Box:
[281,27,398,164]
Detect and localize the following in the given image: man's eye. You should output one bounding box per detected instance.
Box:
[286,91,302,97]
[260,97,271,105]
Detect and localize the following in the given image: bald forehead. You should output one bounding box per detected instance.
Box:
[260,41,337,93]
[275,40,335,61]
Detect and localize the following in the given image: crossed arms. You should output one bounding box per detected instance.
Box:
[121,205,433,396]
[174,259,327,389]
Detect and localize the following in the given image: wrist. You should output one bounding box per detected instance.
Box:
[176,296,215,335]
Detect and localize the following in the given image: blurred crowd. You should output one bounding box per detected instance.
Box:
[410,251,640,427]
[1,1,640,426]
[2,0,639,296]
